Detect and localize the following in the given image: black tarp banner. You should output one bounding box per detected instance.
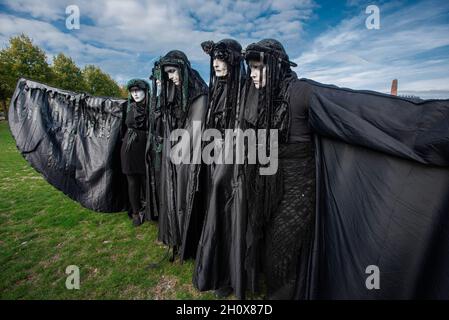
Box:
[8,78,128,213]
[305,79,449,299]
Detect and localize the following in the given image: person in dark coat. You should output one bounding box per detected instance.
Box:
[120,79,151,227]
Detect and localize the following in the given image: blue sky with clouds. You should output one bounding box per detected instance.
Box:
[1,0,448,98]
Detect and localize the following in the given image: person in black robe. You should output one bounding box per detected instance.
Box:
[192,39,247,298]
[242,39,449,300]
[151,50,208,261]
[242,39,316,299]
[120,79,151,226]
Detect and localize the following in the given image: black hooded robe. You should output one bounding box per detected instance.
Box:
[153,51,209,260]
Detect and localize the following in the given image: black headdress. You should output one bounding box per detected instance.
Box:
[243,39,298,138]
[151,50,207,116]
[126,78,150,91]
[201,39,246,130]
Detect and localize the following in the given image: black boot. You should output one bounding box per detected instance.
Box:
[214,286,233,298]
[132,213,143,227]
[169,246,178,262]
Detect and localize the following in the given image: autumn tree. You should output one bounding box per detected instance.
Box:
[51,53,85,92]
[119,85,129,99]
[83,65,122,97]
[0,34,126,121]
[0,34,52,120]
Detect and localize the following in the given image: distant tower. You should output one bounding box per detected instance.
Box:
[391,79,398,96]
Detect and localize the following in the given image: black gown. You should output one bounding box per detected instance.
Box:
[193,81,249,298]
[192,38,248,298]
[262,77,316,300]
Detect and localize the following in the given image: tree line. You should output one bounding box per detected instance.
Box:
[0,34,128,120]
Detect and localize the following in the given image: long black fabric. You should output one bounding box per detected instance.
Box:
[8,78,128,212]
[303,79,449,299]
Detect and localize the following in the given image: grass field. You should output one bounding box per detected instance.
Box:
[0,120,216,299]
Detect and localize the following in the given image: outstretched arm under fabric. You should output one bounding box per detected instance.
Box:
[8,78,129,212]
[301,79,449,166]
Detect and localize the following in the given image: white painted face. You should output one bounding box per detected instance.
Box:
[130,88,146,103]
[249,60,267,89]
[213,58,228,77]
[164,66,181,86]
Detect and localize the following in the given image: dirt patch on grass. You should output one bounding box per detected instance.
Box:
[121,285,151,300]
[110,254,120,262]
[51,254,60,262]
[39,257,57,269]
[179,282,207,299]
[14,272,37,287]
[153,275,179,300]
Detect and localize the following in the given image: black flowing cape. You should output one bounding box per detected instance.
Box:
[8,78,128,212]
[302,79,449,299]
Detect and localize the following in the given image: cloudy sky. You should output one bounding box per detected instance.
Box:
[0,0,448,98]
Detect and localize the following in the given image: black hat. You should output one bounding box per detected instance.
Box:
[126,78,149,91]
[244,38,297,67]
[159,50,191,68]
[201,39,243,65]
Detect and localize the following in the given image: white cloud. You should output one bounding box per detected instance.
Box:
[0,13,131,64]
[1,0,448,99]
[1,0,64,21]
[293,0,449,99]
[0,0,316,84]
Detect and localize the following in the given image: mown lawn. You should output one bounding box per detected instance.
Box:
[0,120,216,300]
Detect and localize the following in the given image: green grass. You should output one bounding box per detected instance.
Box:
[0,120,216,300]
